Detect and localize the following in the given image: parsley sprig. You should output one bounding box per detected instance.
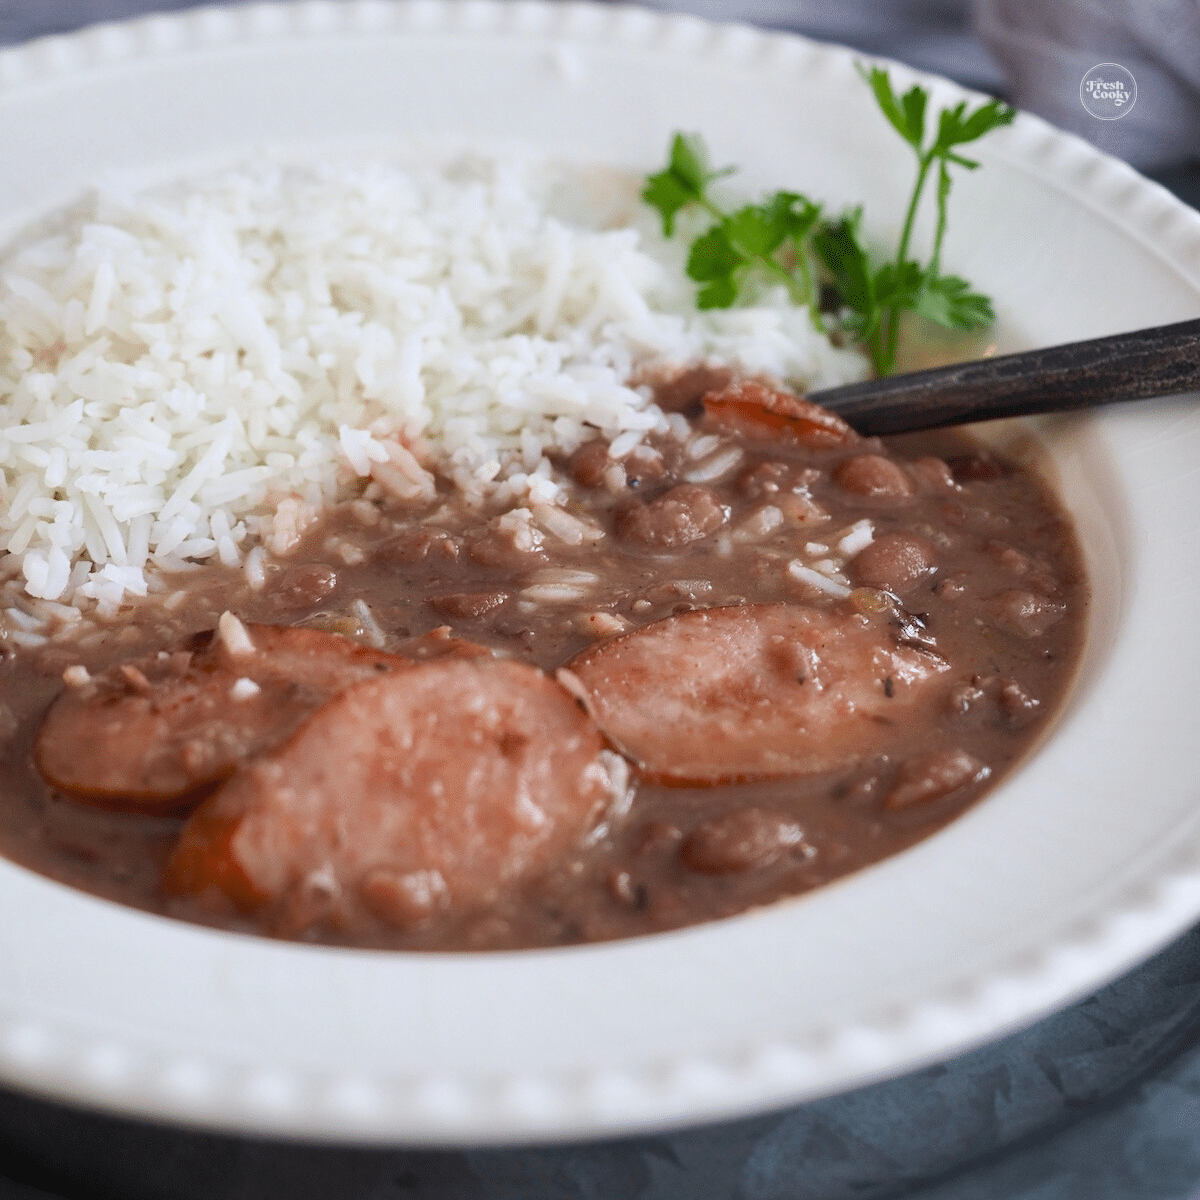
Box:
[641,66,1015,376]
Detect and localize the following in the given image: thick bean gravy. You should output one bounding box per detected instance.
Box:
[0,376,1087,950]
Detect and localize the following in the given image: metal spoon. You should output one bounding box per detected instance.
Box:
[807,317,1200,437]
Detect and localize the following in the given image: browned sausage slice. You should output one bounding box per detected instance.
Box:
[702,381,859,449]
[163,657,616,926]
[34,618,410,815]
[563,603,951,784]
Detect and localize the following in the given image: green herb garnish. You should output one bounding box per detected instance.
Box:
[641,67,1015,376]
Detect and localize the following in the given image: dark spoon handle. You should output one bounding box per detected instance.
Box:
[807,317,1200,437]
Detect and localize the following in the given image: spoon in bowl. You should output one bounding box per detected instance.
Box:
[807,316,1200,437]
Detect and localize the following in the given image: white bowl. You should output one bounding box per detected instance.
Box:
[0,0,1199,1145]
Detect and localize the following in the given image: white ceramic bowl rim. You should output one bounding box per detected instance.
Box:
[0,0,1199,1146]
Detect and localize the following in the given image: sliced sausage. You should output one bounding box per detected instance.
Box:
[34,618,409,815]
[563,603,951,784]
[163,657,615,926]
[702,380,858,449]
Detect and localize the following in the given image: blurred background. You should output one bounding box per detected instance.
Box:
[2,0,1198,192]
[0,2,1198,1199]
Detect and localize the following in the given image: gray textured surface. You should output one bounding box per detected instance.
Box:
[2,922,1200,1198]
[0,2,1198,1196]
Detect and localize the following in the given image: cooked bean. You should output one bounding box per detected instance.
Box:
[948,453,1008,482]
[991,589,1066,638]
[886,748,988,809]
[269,563,338,610]
[908,456,957,492]
[833,454,915,505]
[426,590,510,619]
[739,461,791,499]
[163,658,614,923]
[703,380,858,448]
[623,446,668,490]
[466,526,548,568]
[359,866,450,927]
[615,484,727,549]
[680,808,805,874]
[568,440,611,489]
[653,363,734,414]
[35,623,409,814]
[848,532,937,595]
[564,603,951,784]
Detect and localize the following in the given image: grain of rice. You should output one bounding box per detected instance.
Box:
[836,520,874,557]
[217,610,255,656]
[788,560,852,598]
[532,503,602,546]
[526,568,601,586]
[733,505,784,542]
[602,464,626,491]
[576,611,630,638]
[687,434,722,461]
[8,629,47,647]
[521,583,595,604]
[683,445,744,484]
[230,677,261,701]
[243,546,267,590]
[350,598,386,649]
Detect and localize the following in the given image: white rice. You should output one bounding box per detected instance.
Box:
[0,153,868,617]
